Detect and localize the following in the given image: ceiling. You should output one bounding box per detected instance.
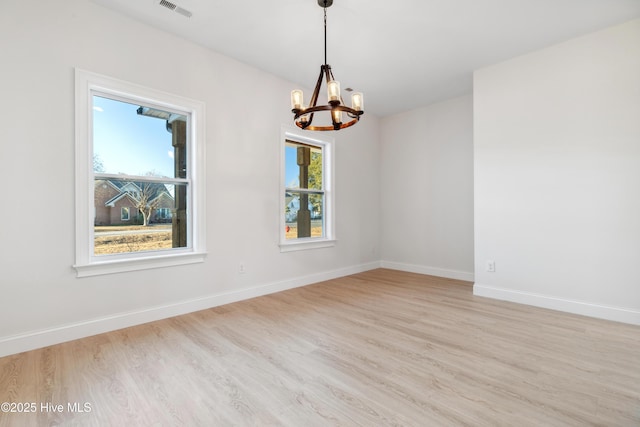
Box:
[91,0,640,117]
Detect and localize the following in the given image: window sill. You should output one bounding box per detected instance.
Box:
[74,252,207,278]
[279,239,336,253]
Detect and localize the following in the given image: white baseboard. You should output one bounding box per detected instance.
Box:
[473,283,640,326]
[380,260,474,282]
[0,262,381,358]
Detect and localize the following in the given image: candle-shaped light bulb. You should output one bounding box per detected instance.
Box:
[351,92,364,112]
[327,80,340,102]
[291,90,303,110]
[331,109,342,124]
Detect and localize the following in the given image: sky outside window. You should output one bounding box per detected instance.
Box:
[93,96,179,178]
[285,145,299,188]
[284,143,322,189]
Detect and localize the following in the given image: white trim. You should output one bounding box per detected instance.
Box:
[380,260,475,282]
[73,252,207,278]
[279,239,336,252]
[473,283,640,326]
[95,173,190,184]
[0,261,381,358]
[74,69,206,276]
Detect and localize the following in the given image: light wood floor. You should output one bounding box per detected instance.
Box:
[1,269,639,426]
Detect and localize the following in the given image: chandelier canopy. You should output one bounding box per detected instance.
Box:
[291,0,364,131]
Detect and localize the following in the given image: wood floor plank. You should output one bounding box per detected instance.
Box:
[1,269,639,426]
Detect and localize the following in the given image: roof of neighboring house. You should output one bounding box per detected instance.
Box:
[104,192,139,207]
[95,179,122,192]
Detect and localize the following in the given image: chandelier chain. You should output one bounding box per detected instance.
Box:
[324,6,327,66]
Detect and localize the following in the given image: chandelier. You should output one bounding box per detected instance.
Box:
[291,0,364,131]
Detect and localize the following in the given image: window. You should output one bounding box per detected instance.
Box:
[155,208,172,221]
[280,126,334,251]
[75,69,206,277]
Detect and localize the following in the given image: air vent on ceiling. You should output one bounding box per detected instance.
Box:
[159,0,176,11]
[157,0,192,18]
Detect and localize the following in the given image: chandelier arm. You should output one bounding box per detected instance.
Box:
[306,66,327,128]
[309,66,325,109]
[325,65,334,84]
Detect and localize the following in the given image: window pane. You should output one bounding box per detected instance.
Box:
[284,191,324,240]
[93,96,187,179]
[285,141,322,190]
[94,179,187,255]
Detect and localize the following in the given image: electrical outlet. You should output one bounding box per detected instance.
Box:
[239,264,246,274]
[486,260,495,272]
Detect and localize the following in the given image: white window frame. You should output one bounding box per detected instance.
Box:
[121,207,130,221]
[74,69,206,277]
[279,126,335,252]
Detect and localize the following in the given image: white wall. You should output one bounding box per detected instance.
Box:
[4,1,635,359]
[380,95,475,280]
[474,19,640,324]
[0,0,380,357]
